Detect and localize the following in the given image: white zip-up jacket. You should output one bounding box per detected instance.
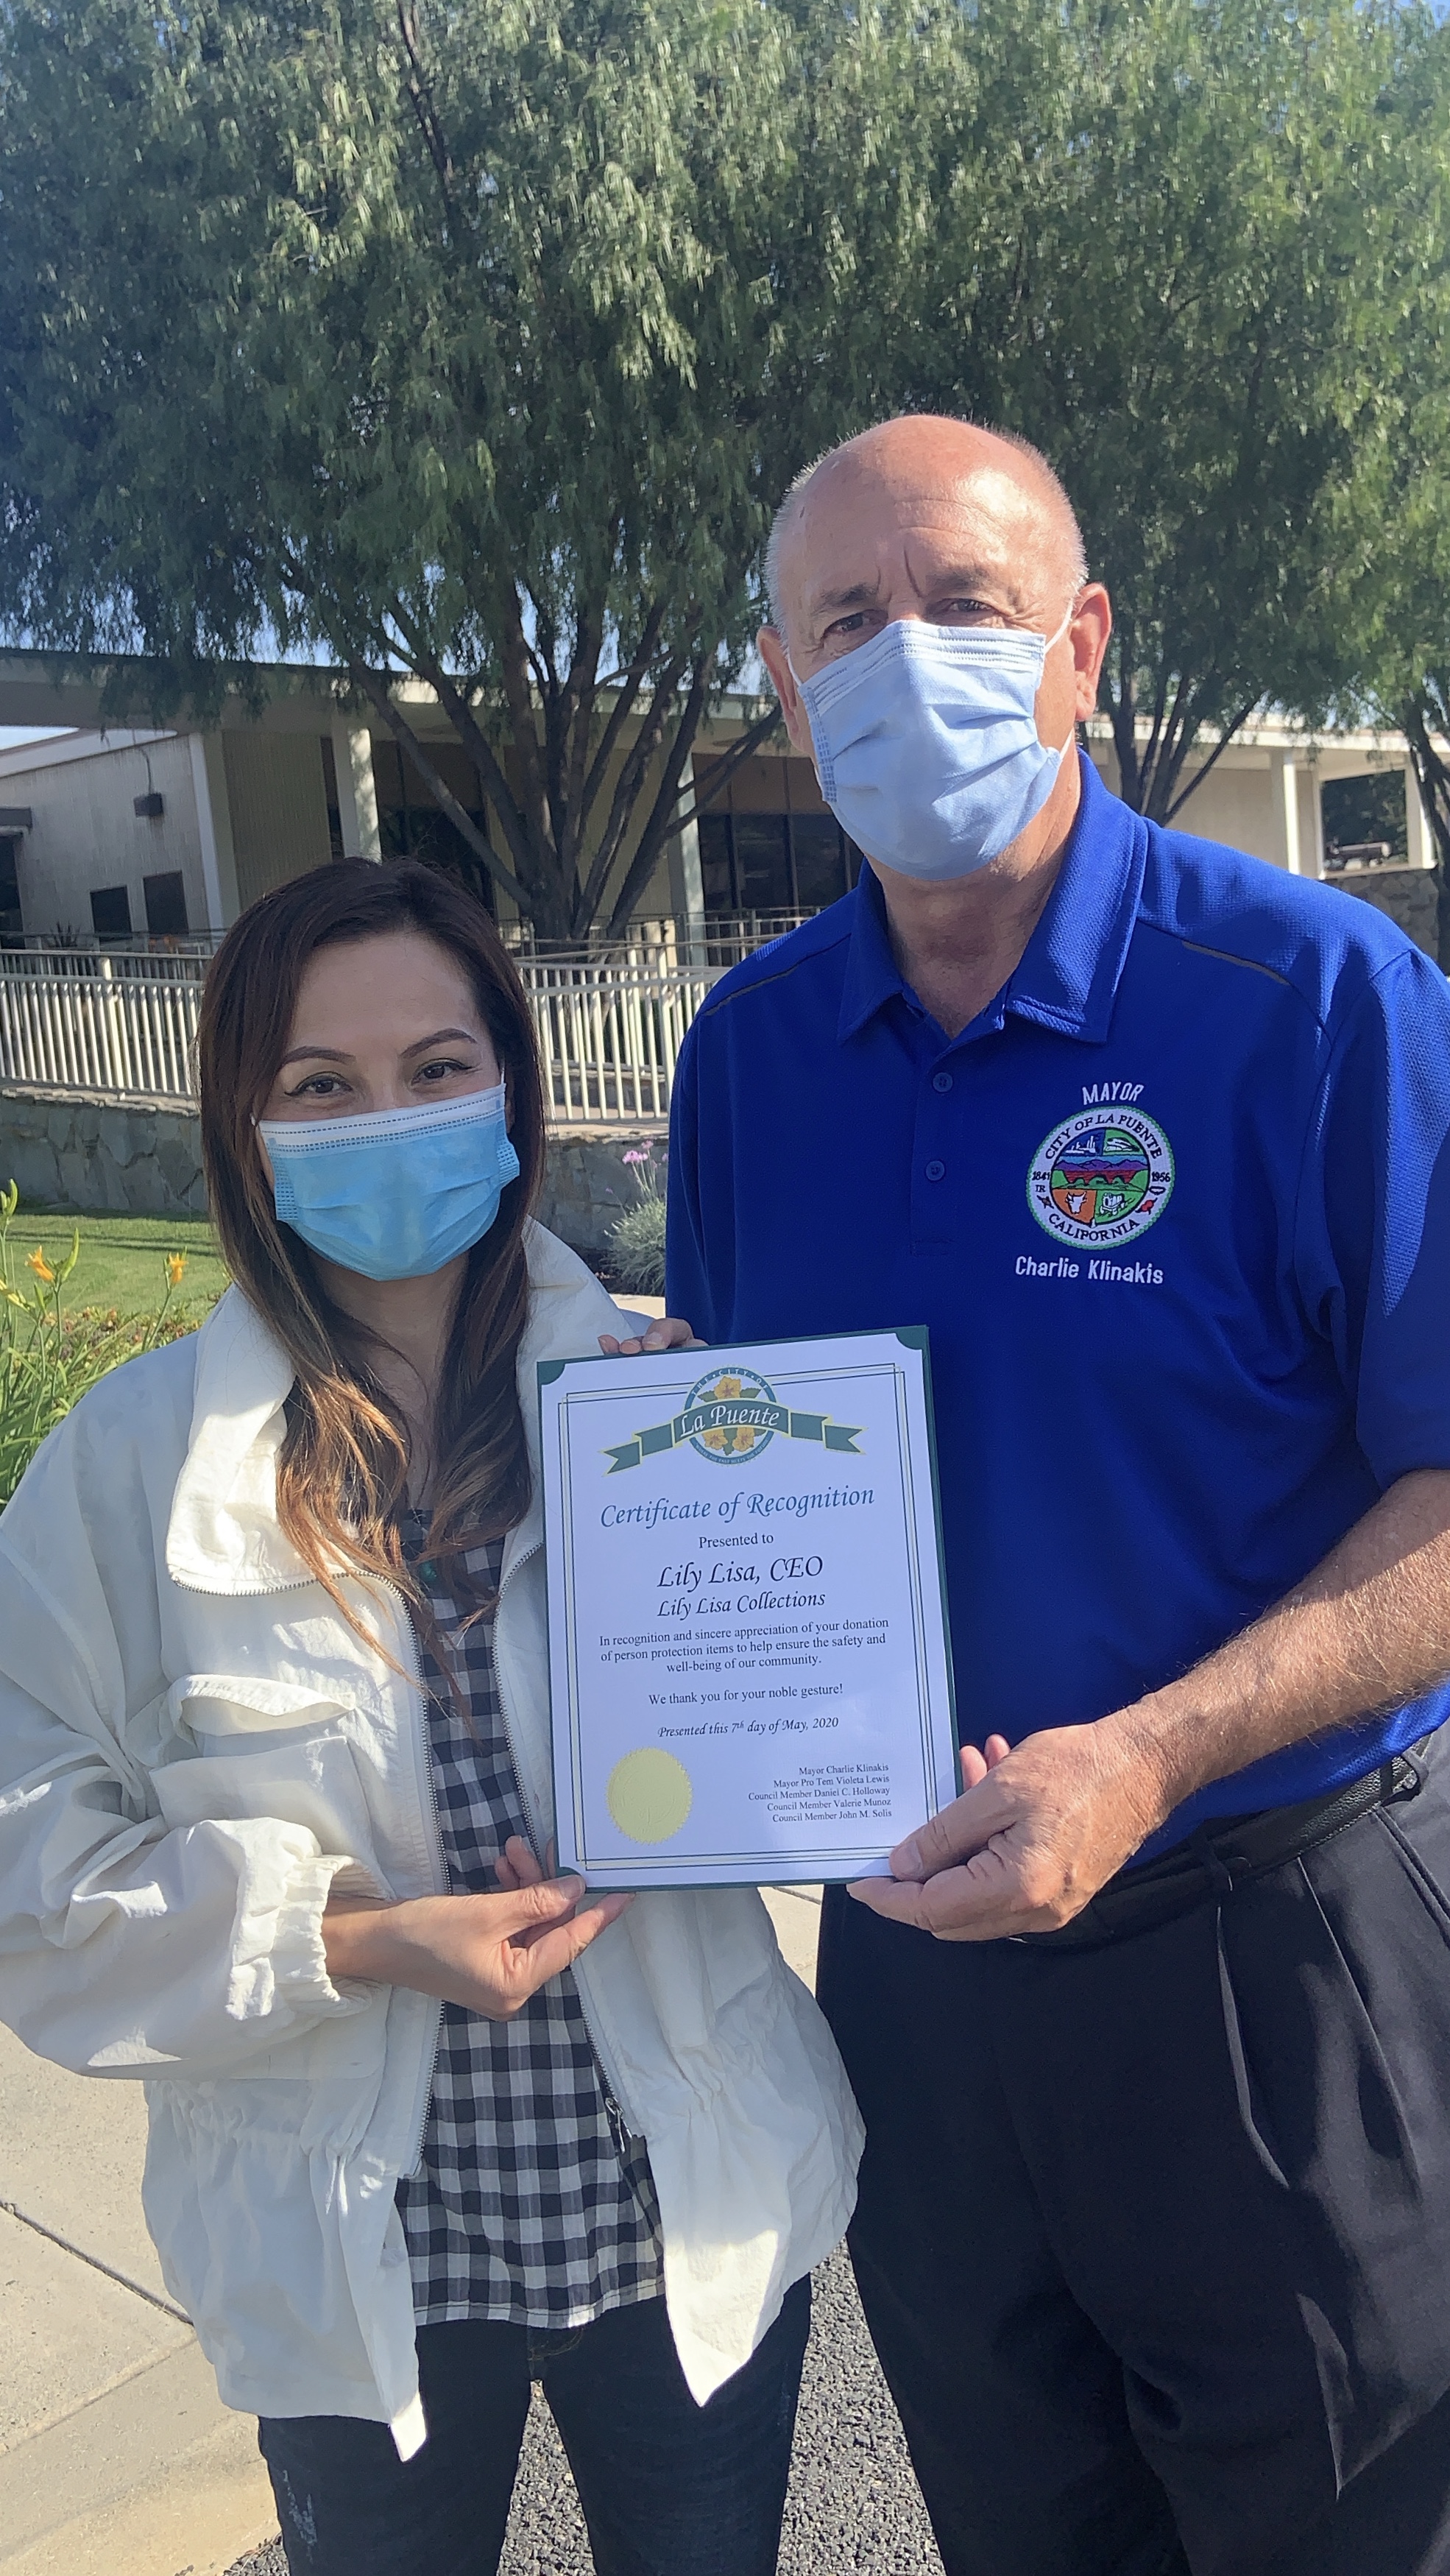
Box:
[0,1224,862,2454]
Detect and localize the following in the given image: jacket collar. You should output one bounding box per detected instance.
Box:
[837,755,1147,1050]
[166,1223,638,1595]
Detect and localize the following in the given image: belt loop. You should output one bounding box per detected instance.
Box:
[1190,1823,1237,1898]
[1390,1748,1428,1802]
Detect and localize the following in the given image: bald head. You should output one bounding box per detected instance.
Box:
[765,416,1087,639]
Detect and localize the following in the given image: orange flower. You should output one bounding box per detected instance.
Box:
[714,1376,743,1400]
[26,1246,54,1285]
[165,1253,188,1287]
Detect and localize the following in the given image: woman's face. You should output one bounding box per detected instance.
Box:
[260,931,503,1126]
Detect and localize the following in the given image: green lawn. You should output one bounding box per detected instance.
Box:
[4,1207,229,1316]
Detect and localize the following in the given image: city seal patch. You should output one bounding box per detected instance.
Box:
[1028,1109,1175,1249]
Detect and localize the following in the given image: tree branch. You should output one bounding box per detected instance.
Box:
[1164,697,1266,822]
[604,663,712,934]
[395,4,458,233]
[573,648,693,933]
[381,603,540,890]
[662,703,784,838]
[497,590,551,859]
[347,662,531,914]
[578,598,669,831]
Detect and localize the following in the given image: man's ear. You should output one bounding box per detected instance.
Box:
[757,624,816,761]
[1069,585,1113,721]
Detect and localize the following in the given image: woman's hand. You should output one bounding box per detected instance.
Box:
[322,1865,632,2020]
[598,1316,705,1357]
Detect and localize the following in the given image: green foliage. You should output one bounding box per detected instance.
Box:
[0,0,938,936]
[13,1208,230,1311]
[1317,13,1450,959]
[607,1151,667,1295]
[1,0,1444,872]
[916,0,1446,822]
[0,1181,205,1504]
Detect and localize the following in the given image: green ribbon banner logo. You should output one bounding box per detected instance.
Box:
[604,1366,863,1472]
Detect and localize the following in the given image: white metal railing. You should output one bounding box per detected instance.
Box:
[0,950,202,1099]
[523,958,716,1123]
[502,911,815,969]
[0,946,717,1125]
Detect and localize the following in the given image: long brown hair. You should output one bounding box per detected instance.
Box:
[198,861,545,1626]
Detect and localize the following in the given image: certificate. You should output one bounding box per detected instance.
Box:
[538,1329,959,1888]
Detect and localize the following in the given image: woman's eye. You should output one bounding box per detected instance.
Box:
[288,1073,347,1099]
[417,1058,473,1084]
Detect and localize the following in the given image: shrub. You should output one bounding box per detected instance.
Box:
[607,1146,667,1296]
[1,1182,205,1506]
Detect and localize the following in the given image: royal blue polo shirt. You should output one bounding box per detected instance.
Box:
[665,754,1450,1856]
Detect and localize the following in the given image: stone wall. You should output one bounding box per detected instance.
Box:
[1334,865,1440,959]
[0,1085,667,1258]
[0,1088,208,1217]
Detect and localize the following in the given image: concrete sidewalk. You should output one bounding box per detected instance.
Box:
[0,1886,823,2575]
[0,2022,277,2576]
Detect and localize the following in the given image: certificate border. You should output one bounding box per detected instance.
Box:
[540,1329,958,1886]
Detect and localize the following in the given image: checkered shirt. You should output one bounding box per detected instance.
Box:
[393,1517,663,2328]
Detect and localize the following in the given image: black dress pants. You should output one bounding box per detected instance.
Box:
[818,1745,1450,2576]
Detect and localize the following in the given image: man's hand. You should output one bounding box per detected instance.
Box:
[598,1316,706,1357]
[323,1861,632,2018]
[849,1722,1168,1942]
[855,1470,1450,1942]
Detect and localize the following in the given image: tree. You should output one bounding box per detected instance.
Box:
[1323,15,1450,962]
[916,0,1440,823]
[0,0,940,937]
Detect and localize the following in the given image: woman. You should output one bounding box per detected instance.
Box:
[0,861,860,2576]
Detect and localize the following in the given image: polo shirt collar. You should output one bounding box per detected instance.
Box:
[837,753,1147,1049]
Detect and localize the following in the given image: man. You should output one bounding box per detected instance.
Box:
[665,415,1450,2575]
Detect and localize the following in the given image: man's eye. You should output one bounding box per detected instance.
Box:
[941,599,1003,622]
[822,611,870,641]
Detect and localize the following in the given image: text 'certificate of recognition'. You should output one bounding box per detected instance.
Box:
[539,1329,959,1888]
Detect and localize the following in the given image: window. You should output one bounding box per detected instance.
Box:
[371,740,495,911]
[143,871,188,936]
[90,885,132,939]
[0,835,21,942]
[320,735,344,861]
[693,754,861,917]
[1321,772,1408,869]
[696,810,860,917]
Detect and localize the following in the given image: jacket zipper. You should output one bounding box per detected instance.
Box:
[381,1575,448,2176]
[492,1536,643,2141]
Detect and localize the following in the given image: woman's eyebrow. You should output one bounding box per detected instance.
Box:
[277,1042,350,1067]
[400,1028,481,1057]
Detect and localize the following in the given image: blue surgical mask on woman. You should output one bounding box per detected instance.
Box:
[259,1082,520,1282]
[793,611,1074,883]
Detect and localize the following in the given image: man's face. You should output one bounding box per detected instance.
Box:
[757,426,1111,780]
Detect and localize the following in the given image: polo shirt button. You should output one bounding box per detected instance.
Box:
[925,1159,946,1182]
[933,1070,953,1093]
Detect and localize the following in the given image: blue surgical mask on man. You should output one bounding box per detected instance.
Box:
[793,610,1075,883]
[259,1082,520,1282]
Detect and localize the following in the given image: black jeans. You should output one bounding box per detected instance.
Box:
[259,2281,810,2576]
[818,1741,1450,2576]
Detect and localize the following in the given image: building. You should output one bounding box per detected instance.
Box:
[0,654,1438,955]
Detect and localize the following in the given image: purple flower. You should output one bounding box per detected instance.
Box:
[621,1148,652,1166]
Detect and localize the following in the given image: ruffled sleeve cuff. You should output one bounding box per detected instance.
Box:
[263,1851,389,2019]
